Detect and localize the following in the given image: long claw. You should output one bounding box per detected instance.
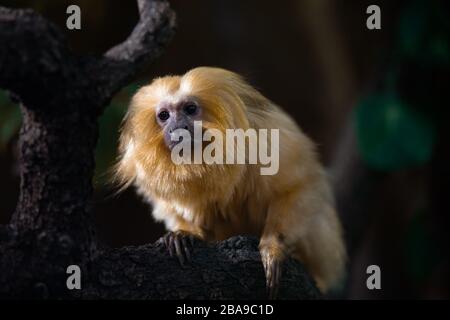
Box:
[174,236,185,266]
[168,235,174,257]
[261,248,283,300]
[163,235,168,248]
[181,237,191,261]
[268,260,281,299]
[163,231,197,266]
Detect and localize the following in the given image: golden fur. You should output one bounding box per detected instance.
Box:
[115,67,346,292]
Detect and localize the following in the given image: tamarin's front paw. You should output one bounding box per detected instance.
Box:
[163,231,195,266]
[260,247,284,299]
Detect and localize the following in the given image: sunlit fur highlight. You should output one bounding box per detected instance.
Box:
[115,67,346,292]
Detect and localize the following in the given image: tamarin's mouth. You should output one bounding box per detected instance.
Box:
[168,139,182,150]
[167,133,186,150]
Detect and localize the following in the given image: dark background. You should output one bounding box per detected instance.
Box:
[0,0,448,299]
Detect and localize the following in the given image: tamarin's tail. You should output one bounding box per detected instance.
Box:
[294,205,347,293]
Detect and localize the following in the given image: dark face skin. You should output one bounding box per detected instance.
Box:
[156,99,203,150]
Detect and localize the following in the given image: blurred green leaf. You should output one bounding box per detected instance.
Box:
[398,0,450,65]
[0,90,8,105]
[429,33,450,64]
[0,90,21,150]
[94,83,140,187]
[354,92,435,171]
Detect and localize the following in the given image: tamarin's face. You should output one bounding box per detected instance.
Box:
[155,98,202,151]
[124,68,250,158]
[116,67,251,199]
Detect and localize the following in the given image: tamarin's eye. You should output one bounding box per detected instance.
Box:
[184,104,198,116]
[158,110,170,121]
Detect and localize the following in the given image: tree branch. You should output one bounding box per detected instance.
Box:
[94,0,176,105]
[84,236,320,299]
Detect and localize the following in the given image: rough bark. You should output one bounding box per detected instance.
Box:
[84,236,320,300]
[0,1,320,299]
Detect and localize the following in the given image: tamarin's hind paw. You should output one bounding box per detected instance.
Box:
[163,231,195,266]
[260,249,283,300]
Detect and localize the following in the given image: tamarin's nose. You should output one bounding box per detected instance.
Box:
[169,125,189,133]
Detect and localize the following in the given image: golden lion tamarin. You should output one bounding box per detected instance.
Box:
[115,67,346,297]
